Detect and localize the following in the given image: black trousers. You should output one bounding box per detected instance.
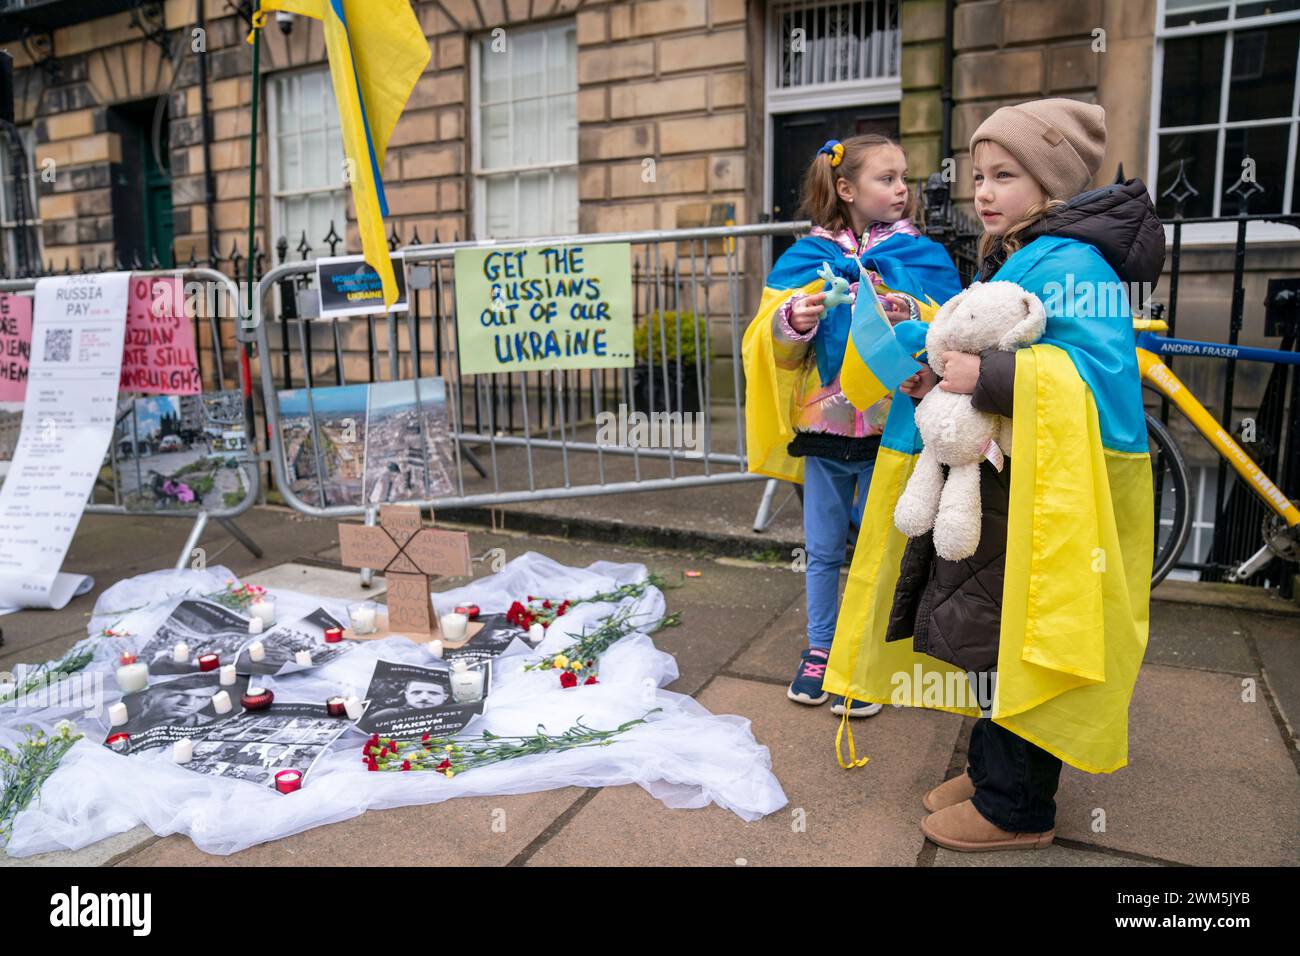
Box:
[966,717,1062,833]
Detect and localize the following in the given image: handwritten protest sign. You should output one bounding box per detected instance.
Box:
[453,244,634,375]
[119,275,201,395]
[0,293,32,402]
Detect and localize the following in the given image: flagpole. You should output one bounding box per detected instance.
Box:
[242,1,262,458]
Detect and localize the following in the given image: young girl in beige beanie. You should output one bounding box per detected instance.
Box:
[825,97,1164,852]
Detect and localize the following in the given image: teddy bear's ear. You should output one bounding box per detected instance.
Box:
[995,289,1048,351]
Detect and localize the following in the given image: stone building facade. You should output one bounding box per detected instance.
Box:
[2,0,1296,380]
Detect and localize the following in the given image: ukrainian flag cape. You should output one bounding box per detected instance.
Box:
[259,0,430,306]
[742,232,960,483]
[824,236,1154,774]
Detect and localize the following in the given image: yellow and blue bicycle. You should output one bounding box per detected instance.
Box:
[1135,316,1300,586]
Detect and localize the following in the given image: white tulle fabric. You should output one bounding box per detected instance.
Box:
[1,552,786,857]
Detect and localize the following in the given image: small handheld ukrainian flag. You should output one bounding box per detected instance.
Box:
[258,0,430,307]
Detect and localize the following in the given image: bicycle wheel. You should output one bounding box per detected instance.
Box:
[1147,412,1191,587]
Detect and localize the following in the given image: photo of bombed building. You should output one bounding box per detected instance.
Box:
[277,377,455,508]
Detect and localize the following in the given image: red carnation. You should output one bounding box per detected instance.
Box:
[560,670,578,688]
[543,599,552,609]
[366,757,378,771]
[421,733,430,742]
[379,746,389,757]
[584,676,598,685]
[402,760,411,771]
[436,759,451,773]
[368,733,380,745]
[388,739,398,750]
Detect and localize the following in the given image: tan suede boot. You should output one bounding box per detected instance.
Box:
[921,799,1055,852]
[922,772,976,813]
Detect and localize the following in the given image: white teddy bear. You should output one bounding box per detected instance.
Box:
[893,281,1048,561]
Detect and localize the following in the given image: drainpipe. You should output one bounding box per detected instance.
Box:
[197,0,217,262]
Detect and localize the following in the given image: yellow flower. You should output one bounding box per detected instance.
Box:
[444,744,454,752]
[570,660,583,670]
[445,769,456,779]
[553,655,569,669]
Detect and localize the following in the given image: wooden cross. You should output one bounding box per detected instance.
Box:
[338,504,472,635]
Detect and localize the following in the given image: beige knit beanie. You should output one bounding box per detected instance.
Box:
[969,98,1107,201]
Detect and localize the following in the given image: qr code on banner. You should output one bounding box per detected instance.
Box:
[44,328,72,363]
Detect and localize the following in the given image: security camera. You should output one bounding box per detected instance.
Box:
[276,11,294,35]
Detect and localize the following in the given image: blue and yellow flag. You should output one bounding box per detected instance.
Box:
[258,0,430,307]
[824,236,1154,774]
[741,232,960,483]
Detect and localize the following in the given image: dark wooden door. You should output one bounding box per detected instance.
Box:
[770,104,899,261]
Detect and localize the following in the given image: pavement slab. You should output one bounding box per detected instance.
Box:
[1052,664,1300,866]
[526,675,966,867]
[114,789,589,867]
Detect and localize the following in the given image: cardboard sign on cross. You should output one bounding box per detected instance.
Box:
[338,504,472,635]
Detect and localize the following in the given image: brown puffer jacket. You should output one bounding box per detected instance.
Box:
[884,351,1015,673]
[882,178,1166,674]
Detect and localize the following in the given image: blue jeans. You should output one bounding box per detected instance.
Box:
[803,454,875,651]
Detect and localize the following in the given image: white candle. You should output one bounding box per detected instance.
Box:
[108,702,129,726]
[349,603,377,635]
[450,660,485,703]
[212,690,232,715]
[529,622,545,644]
[115,655,149,693]
[344,696,364,720]
[172,641,190,663]
[428,639,443,659]
[173,739,193,763]
[440,612,468,641]
[219,664,237,686]
[248,640,265,662]
[248,616,264,635]
[250,597,276,625]
[294,650,313,667]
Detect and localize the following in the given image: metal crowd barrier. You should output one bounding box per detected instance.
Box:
[246,223,808,564]
[0,268,262,570]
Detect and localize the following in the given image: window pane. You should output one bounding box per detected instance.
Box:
[481,103,511,170]
[480,37,509,104]
[552,168,578,234]
[1238,0,1300,17]
[485,176,515,237]
[1165,0,1229,27]
[278,134,301,191]
[1161,34,1225,128]
[1156,130,1217,218]
[548,26,577,94]
[1221,123,1290,215]
[516,170,549,235]
[513,100,547,167]
[512,31,546,102]
[547,93,577,163]
[1227,26,1299,122]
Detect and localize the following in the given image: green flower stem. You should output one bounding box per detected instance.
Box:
[524,609,682,675]
[367,710,662,775]
[0,724,83,845]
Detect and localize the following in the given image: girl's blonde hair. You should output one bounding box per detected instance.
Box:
[975,198,1066,265]
[795,134,917,234]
